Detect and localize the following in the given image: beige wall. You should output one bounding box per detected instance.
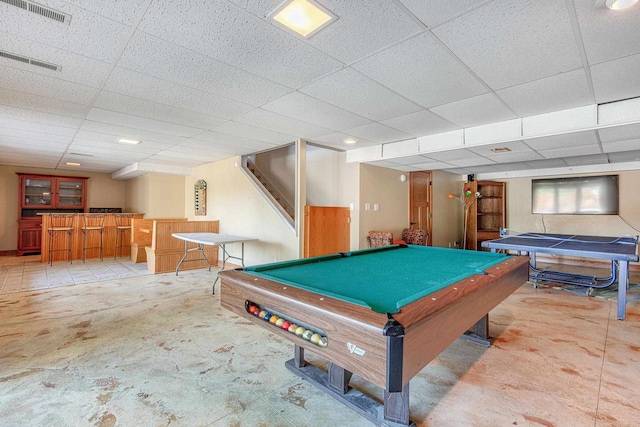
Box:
[125,173,185,218]
[432,170,465,248]
[504,171,640,237]
[359,164,409,248]
[185,157,299,265]
[0,166,125,252]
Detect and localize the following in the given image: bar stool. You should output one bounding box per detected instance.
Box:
[81,214,105,262]
[114,214,133,259]
[47,213,75,266]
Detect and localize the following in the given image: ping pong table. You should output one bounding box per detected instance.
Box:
[482,231,638,320]
[172,232,257,293]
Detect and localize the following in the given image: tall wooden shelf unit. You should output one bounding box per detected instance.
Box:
[464,181,506,251]
[17,173,88,256]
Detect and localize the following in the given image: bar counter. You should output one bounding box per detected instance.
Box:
[40,213,144,263]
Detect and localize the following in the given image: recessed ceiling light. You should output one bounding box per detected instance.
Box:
[118,138,141,145]
[344,138,357,145]
[595,0,638,10]
[269,0,337,38]
[490,147,511,153]
[65,162,81,166]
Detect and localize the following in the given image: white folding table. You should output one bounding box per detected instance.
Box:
[172,232,257,293]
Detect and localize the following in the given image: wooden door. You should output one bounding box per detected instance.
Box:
[304,206,350,257]
[409,171,432,246]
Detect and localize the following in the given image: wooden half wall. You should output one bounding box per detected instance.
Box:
[145,220,219,274]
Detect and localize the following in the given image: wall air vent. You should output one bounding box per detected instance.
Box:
[1,0,71,25]
[0,50,61,71]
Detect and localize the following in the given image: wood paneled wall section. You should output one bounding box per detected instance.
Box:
[131,218,186,263]
[40,213,144,263]
[145,220,219,274]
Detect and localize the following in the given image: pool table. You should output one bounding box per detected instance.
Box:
[218,245,529,426]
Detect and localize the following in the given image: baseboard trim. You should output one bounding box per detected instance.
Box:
[0,250,18,256]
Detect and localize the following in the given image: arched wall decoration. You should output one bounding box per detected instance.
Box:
[194,179,207,216]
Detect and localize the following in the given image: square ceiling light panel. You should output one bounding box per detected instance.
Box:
[269,0,337,38]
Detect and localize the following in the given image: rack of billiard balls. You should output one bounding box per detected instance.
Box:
[245,301,328,348]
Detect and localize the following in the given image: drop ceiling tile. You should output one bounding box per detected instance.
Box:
[119,32,291,107]
[398,0,489,27]
[426,148,488,162]
[71,136,170,154]
[466,140,531,155]
[0,33,112,88]
[1,1,132,63]
[443,167,474,175]
[62,0,151,26]
[608,150,640,163]
[104,67,193,106]
[410,160,457,170]
[138,0,343,88]
[380,155,424,166]
[538,144,602,159]
[0,104,83,128]
[214,121,296,145]
[430,93,516,128]
[383,139,418,158]
[261,92,371,131]
[0,65,97,105]
[0,87,90,119]
[564,154,609,166]
[300,68,422,121]
[86,108,205,138]
[591,53,640,104]
[0,137,68,150]
[79,121,189,146]
[446,156,496,168]
[0,126,72,144]
[345,123,413,144]
[354,32,487,108]
[433,0,582,89]
[601,139,640,153]
[94,92,227,131]
[191,131,279,153]
[574,0,640,65]
[381,110,460,137]
[524,158,568,169]
[303,0,422,64]
[155,149,226,162]
[468,164,502,173]
[496,69,594,117]
[171,88,255,120]
[598,123,640,143]
[525,130,598,151]
[366,159,410,169]
[309,132,377,149]
[233,109,332,138]
[0,117,77,137]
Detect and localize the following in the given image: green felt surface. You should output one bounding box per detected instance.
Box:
[245,245,508,314]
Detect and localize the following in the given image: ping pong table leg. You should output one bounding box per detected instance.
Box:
[618,261,628,320]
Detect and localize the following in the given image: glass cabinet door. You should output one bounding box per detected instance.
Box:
[24,178,53,206]
[57,180,84,207]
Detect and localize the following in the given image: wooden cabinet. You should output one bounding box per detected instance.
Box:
[17,173,88,256]
[464,181,506,251]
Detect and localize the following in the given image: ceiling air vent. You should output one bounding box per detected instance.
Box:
[0,50,61,71]
[1,0,71,25]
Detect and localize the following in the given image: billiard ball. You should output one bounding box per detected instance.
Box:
[295,326,305,336]
[263,313,272,322]
[288,324,298,333]
[248,305,258,315]
[269,315,279,324]
[318,337,328,348]
[310,333,321,345]
[258,310,267,319]
[281,321,291,330]
[302,330,313,340]
[275,318,285,327]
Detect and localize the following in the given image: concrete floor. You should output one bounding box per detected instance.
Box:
[0,255,639,426]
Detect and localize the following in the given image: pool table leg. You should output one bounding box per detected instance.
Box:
[384,383,411,425]
[462,314,492,347]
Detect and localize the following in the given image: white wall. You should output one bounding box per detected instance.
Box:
[186,157,299,266]
[504,171,640,238]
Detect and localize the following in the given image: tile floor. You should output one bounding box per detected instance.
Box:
[0,255,151,294]
[0,255,639,426]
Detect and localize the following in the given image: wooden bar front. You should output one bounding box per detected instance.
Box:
[40,213,144,263]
